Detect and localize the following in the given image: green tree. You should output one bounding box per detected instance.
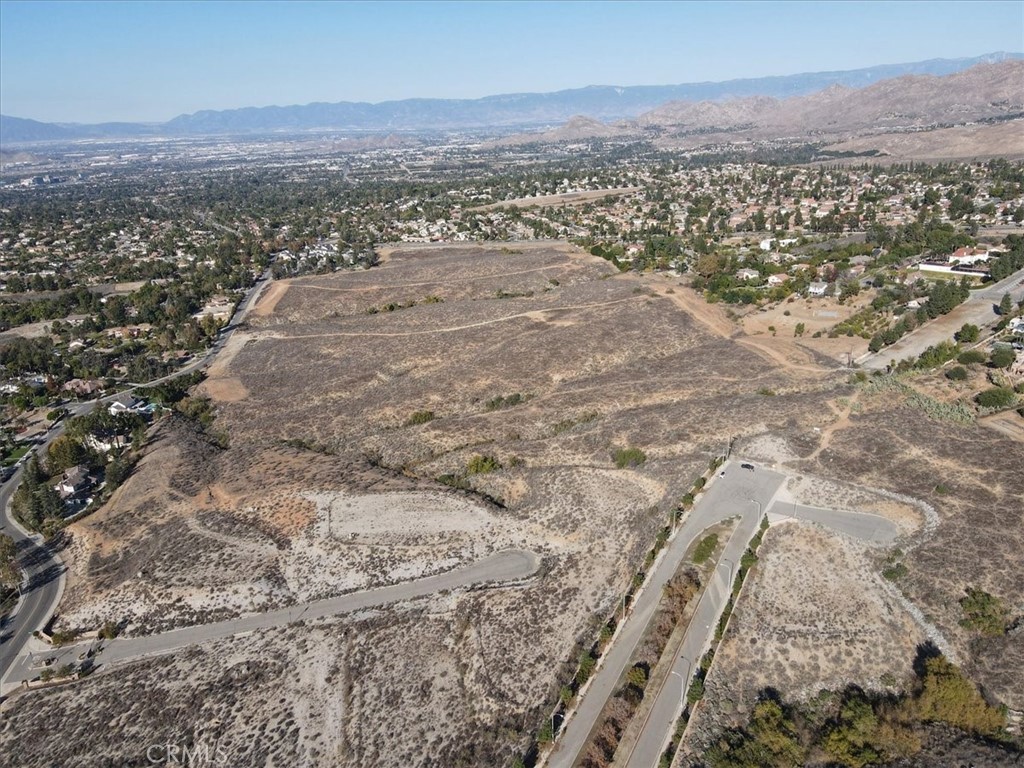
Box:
[999,292,1013,316]
[954,323,979,343]
[706,699,807,768]
[914,655,1005,735]
[46,435,89,474]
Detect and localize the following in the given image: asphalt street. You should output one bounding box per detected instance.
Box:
[546,461,786,768]
[859,266,1024,370]
[0,271,272,694]
[621,492,901,768]
[1,549,538,692]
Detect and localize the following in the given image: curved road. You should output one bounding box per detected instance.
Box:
[547,461,901,768]
[2,549,538,692]
[0,269,273,693]
[621,497,899,768]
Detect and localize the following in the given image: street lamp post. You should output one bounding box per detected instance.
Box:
[669,670,684,708]
[748,498,762,520]
[718,557,734,590]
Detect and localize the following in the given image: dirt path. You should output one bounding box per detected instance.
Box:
[275,296,643,339]
[807,392,862,463]
[198,332,251,402]
[656,285,828,376]
[979,411,1024,442]
[656,285,736,338]
[285,263,574,294]
[736,335,827,376]
[250,281,289,317]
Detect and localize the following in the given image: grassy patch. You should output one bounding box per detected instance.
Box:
[692,533,719,565]
[404,410,435,426]
[466,454,501,475]
[612,447,647,469]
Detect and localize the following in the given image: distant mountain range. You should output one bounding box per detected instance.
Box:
[1,52,1021,145]
[635,60,1024,135]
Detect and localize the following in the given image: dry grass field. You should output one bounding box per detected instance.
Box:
[683,522,927,758]
[3,242,1020,767]
[683,373,1024,760]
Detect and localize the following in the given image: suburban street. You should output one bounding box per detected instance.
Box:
[859,266,1024,370]
[546,461,786,768]
[0,271,272,694]
[1,549,538,694]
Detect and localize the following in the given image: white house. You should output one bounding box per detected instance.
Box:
[56,465,92,499]
[807,281,830,297]
[108,393,142,416]
[736,268,760,281]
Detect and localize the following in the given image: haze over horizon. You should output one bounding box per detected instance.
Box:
[1,0,1023,124]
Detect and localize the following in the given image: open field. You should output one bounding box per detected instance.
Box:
[3,242,1020,767]
[1,243,847,766]
[683,522,927,758]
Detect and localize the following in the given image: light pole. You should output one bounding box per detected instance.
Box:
[748,498,762,520]
[669,670,685,707]
[718,557,734,591]
[670,656,692,707]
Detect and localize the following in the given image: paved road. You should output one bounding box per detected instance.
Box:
[1,549,538,693]
[546,461,786,768]
[778,503,899,544]
[0,270,272,693]
[622,495,901,768]
[859,267,1024,370]
[0,412,87,691]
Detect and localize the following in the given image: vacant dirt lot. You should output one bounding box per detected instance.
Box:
[7,242,1019,767]
[683,523,927,758]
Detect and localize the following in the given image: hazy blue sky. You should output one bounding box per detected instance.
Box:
[1,0,1022,123]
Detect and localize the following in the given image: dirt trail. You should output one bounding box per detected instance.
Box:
[657,286,827,376]
[199,332,251,402]
[979,411,1024,442]
[807,392,862,462]
[657,285,736,338]
[250,281,290,317]
[284,263,573,294]
[275,296,642,339]
[736,335,826,376]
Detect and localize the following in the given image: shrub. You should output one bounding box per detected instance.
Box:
[693,534,719,565]
[958,587,1008,636]
[957,349,986,365]
[945,366,968,381]
[50,629,79,646]
[990,347,1016,369]
[975,387,1016,409]
[405,410,435,426]
[485,392,529,411]
[955,323,979,343]
[882,562,908,581]
[466,455,501,474]
[613,447,647,468]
